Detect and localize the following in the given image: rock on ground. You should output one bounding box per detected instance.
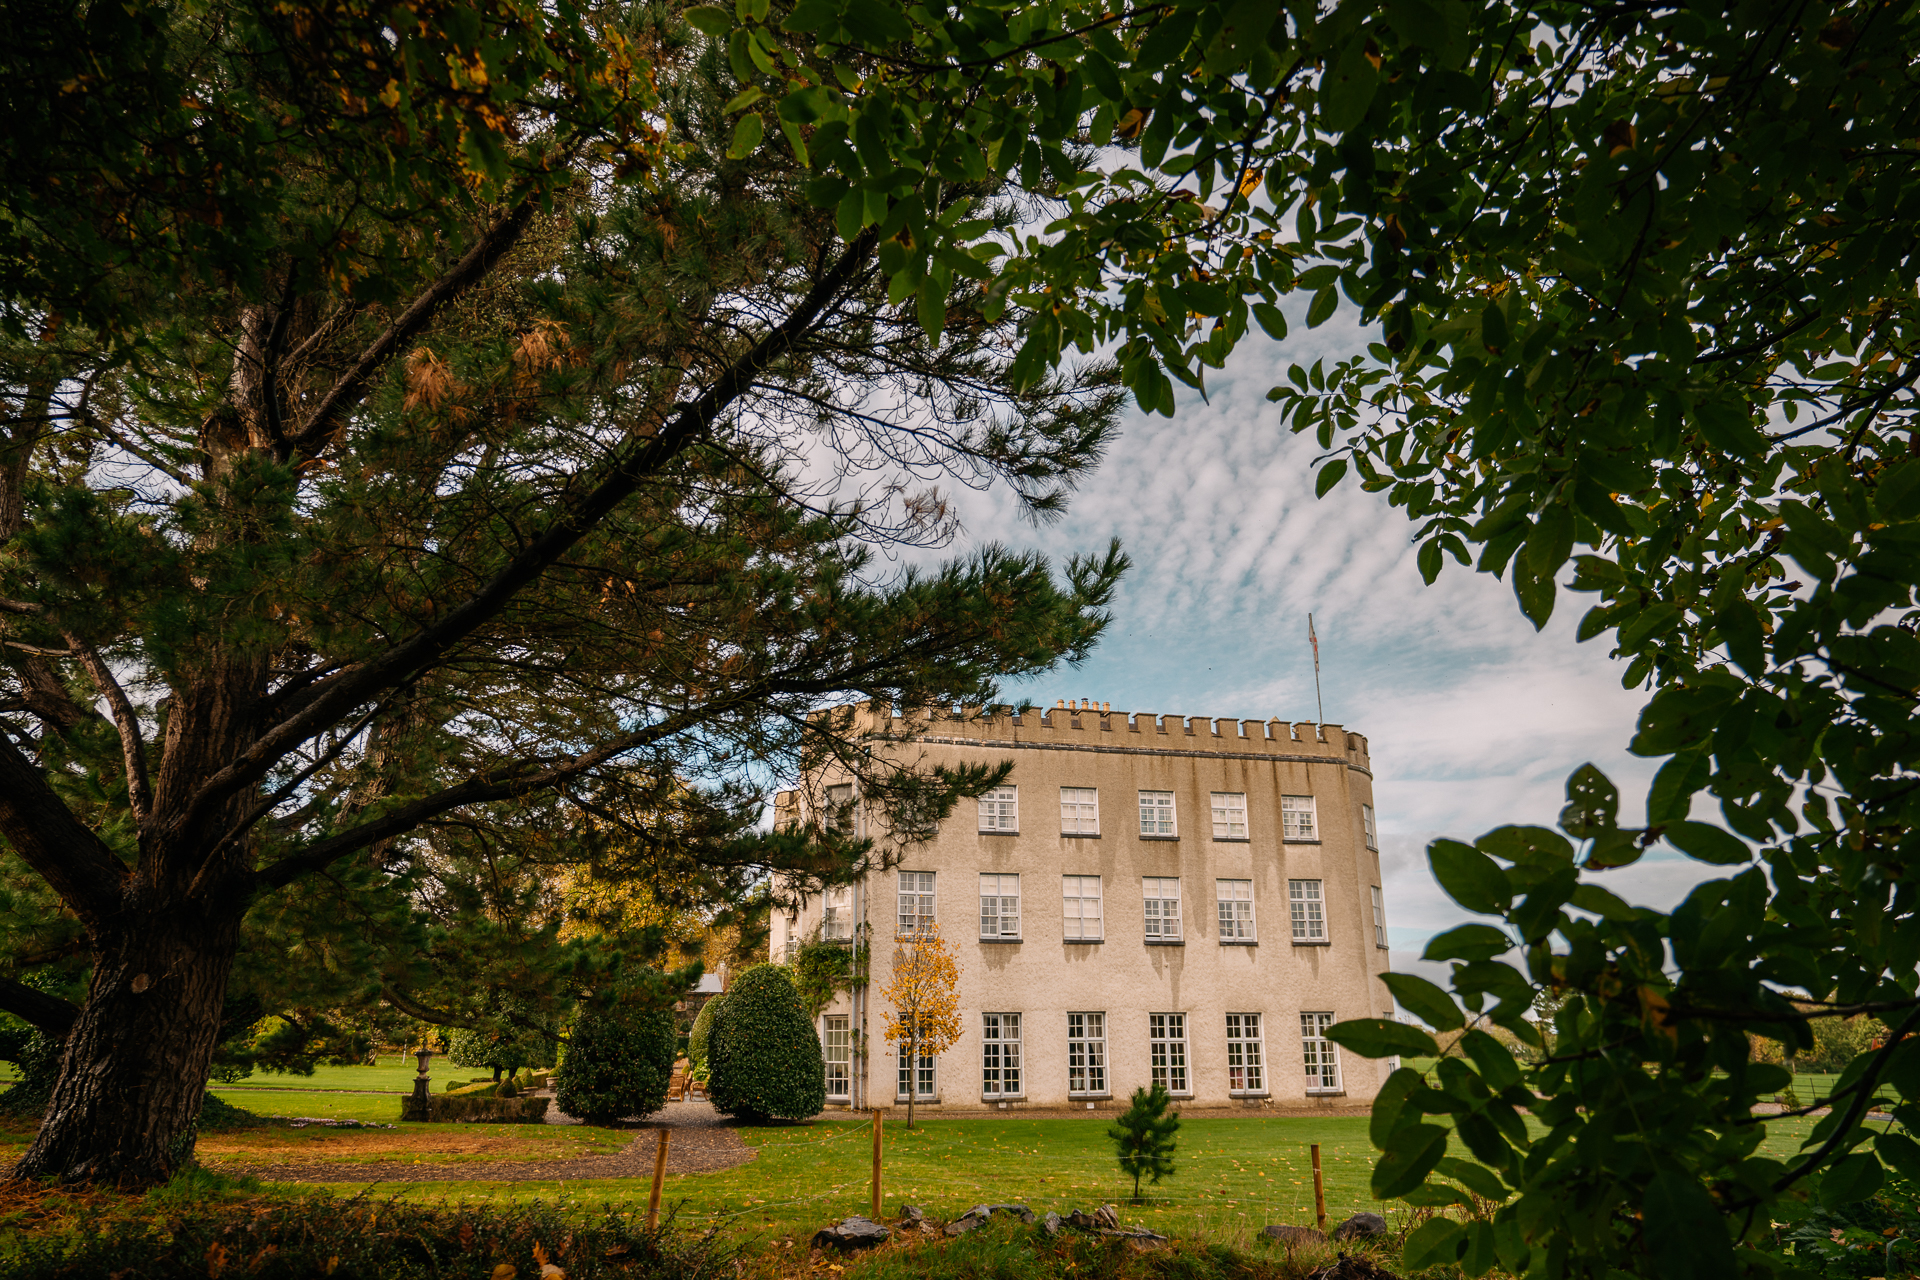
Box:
[812,1217,890,1252]
[1333,1212,1389,1241]
[943,1204,1035,1235]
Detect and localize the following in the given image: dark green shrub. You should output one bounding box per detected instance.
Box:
[1109,1083,1179,1202]
[444,1002,557,1082]
[687,993,723,1069]
[707,964,824,1122]
[0,1187,735,1280]
[555,1004,675,1124]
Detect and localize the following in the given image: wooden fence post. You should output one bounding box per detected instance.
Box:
[1310,1143,1326,1231]
[870,1108,883,1219]
[647,1129,671,1230]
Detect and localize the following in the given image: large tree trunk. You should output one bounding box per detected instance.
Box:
[12,897,244,1185]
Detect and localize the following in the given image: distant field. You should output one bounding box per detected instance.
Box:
[210,1090,412,1125]
[218,1058,488,1094]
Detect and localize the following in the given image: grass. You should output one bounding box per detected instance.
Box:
[384,1114,1387,1251]
[198,1122,631,1168]
[218,1055,470,1093]
[208,1089,415,1124]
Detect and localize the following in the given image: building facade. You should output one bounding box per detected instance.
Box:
[772,701,1394,1113]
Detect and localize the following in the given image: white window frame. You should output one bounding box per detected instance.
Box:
[978,785,1018,833]
[1138,790,1176,837]
[1371,885,1388,949]
[1063,875,1103,941]
[1210,792,1248,840]
[824,782,856,834]
[1067,1012,1107,1096]
[1301,1011,1342,1093]
[982,1012,1022,1098]
[822,884,853,940]
[1149,1013,1189,1095]
[1216,878,1255,942]
[1362,803,1379,850]
[1226,1013,1266,1094]
[979,873,1021,940]
[1289,879,1327,942]
[897,1049,936,1100]
[897,871,935,937]
[1143,877,1182,941]
[823,1014,851,1099]
[1060,786,1099,835]
[1282,794,1318,841]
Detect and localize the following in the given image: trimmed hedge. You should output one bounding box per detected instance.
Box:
[400,1093,550,1123]
[687,994,723,1069]
[555,1004,675,1125]
[706,965,824,1122]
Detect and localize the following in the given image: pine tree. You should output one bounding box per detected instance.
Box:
[1109,1084,1179,1204]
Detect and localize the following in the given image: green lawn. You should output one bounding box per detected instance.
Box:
[381,1115,1385,1250]
[219,1057,477,1094]
[211,1089,414,1124]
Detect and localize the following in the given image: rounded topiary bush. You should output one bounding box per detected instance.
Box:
[688,992,724,1069]
[707,964,825,1122]
[555,1003,676,1124]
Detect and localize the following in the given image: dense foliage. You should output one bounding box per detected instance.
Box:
[706,963,825,1122]
[687,993,723,1071]
[555,1001,677,1124]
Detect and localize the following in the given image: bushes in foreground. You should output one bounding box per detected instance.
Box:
[706,964,824,1122]
[0,1189,733,1280]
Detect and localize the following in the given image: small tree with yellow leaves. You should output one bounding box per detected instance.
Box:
[879,923,961,1129]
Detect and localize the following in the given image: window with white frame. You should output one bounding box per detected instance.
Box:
[1216,879,1254,941]
[1063,875,1103,940]
[1371,885,1388,948]
[1361,803,1378,850]
[982,1013,1022,1097]
[824,783,855,833]
[979,874,1021,939]
[1301,1012,1342,1092]
[1226,1013,1265,1093]
[978,785,1018,833]
[1281,794,1318,841]
[1067,1012,1107,1094]
[1211,792,1248,839]
[897,871,935,936]
[1150,1013,1189,1094]
[823,1015,851,1098]
[1143,877,1182,940]
[897,1049,935,1099]
[1139,790,1176,837]
[822,885,853,940]
[1289,879,1327,942]
[1060,787,1099,835]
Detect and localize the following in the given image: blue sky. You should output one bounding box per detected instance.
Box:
[921,310,1725,984]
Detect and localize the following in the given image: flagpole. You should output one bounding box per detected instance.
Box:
[1309,613,1325,726]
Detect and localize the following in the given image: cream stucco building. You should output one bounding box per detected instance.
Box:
[772,701,1394,1113]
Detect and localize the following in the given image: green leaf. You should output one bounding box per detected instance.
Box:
[1429,839,1512,914]
[1461,1219,1498,1277]
[1481,300,1509,352]
[1559,763,1618,838]
[1306,284,1339,328]
[1321,37,1381,135]
[726,113,765,159]
[1569,882,1636,920]
[1877,1131,1920,1181]
[1715,596,1766,677]
[1400,1217,1464,1270]
[724,86,767,113]
[1381,972,1465,1031]
[1819,1152,1885,1206]
[1370,1067,1426,1149]
[1326,1018,1438,1060]
[684,4,735,34]
[1665,821,1752,865]
[1457,1029,1522,1093]
[1422,923,1512,962]
[1878,458,1920,520]
[1251,302,1288,339]
[1645,749,1710,823]
[1434,1155,1510,1202]
[1316,457,1348,497]
[1643,1171,1737,1280]
[1403,1182,1472,1206]
[1374,1122,1449,1197]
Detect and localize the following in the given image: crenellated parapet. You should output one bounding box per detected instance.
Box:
[843,698,1369,766]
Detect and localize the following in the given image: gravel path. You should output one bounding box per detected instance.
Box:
[224,1097,757,1184]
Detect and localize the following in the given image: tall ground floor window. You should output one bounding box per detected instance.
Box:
[897,1050,935,1099]
[1067,1012,1107,1095]
[1226,1013,1265,1093]
[1149,1012,1188,1094]
[1301,1012,1342,1092]
[982,1013,1022,1097]
[823,1015,850,1099]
